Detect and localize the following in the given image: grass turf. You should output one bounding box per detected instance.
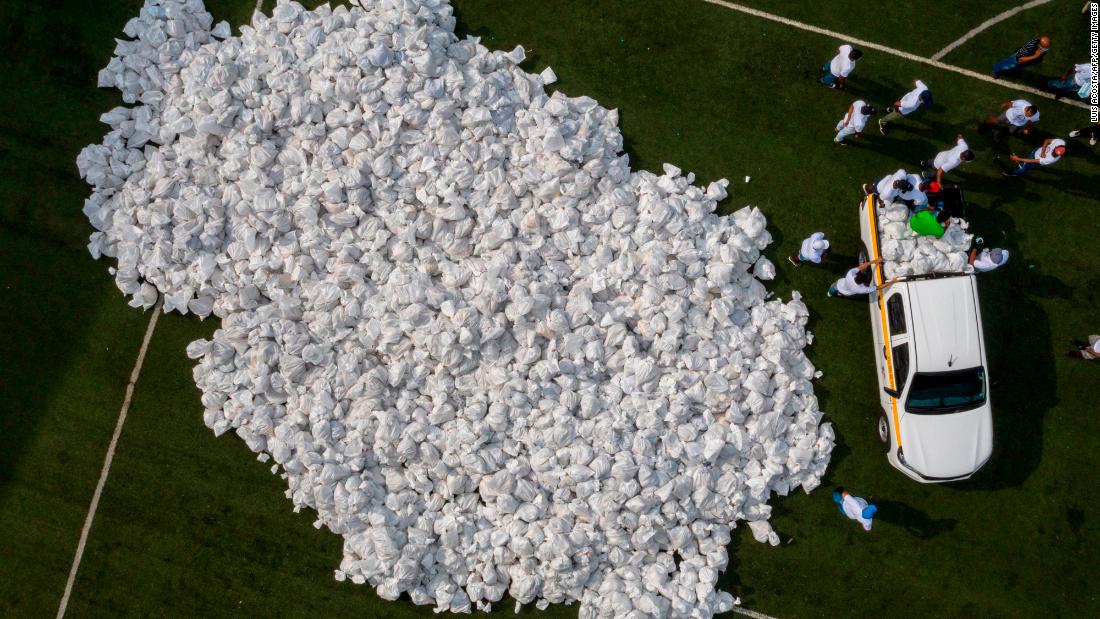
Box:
[1,0,1098,617]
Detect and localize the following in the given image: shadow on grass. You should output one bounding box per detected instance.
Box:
[1004,168,1100,201]
[818,252,858,278]
[845,75,906,108]
[951,208,1061,491]
[819,409,853,484]
[719,527,752,604]
[0,0,149,504]
[873,499,958,539]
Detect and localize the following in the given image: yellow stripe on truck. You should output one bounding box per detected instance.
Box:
[865,195,902,447]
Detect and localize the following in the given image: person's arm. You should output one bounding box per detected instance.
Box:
[1084,347,1100,359]
[1018,49,1043,63]
[968,247,978,264]
[1010,152,1040,163]
[837,75,847,90]
[1000,101,1012,110]
[842,102,854,127]
[1039,138,1053,156]
[877,277,901,290]
[1018,44,1045,63]
[935,167,944,186]
[857,258,884,270]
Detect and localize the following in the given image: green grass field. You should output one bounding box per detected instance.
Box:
[2,0,1098,617]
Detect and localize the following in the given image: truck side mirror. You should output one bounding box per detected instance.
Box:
[884,387,900,398]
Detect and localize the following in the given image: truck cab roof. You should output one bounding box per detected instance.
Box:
[901,276,982,372]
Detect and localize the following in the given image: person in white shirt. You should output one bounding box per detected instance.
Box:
[827,258,898,298]
[1067,336,1100,360]
[834,100,876,144]
[878,79,931,135]
[1002,138,1066,176]
[832,487,877,531]
[897,175,930,210]
[920,134,975,185]
[968,247,1009,272]
[863,169,910,204]
[982,99,1039,135]
[821,44,863,90]
[788,231,831,266]
[1047,62,1092,100]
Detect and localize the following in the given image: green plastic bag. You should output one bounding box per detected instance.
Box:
[909,210,944,238]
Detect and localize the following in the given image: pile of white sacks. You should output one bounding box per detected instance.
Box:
[876,201,973,279]
[78,1,834,616]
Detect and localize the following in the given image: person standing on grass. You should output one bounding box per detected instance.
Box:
[981,99,1039,136]
[969,246,1009,273]
[821,44,862,90]
[863,169,910,204]
[835,100,876,144]
[832,487,877,531]
[789,232,831,267]
[1047,63,1093,100]
[920,134,974,185]
[878,79,931,136]
[828,258,897,298]
[1000,138,1066,177]
[1069,121,1100,147]
[992,35,1050,78]
[1067,336,1100,360]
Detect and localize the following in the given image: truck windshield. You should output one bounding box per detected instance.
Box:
[906,367,986,413]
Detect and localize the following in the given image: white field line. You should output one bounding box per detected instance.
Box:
[731,605,780,619]
[56,301,162,619]
[932,0,1051,61]
[701,0,1089,111]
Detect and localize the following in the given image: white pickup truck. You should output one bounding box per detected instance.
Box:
[858,195,993,483]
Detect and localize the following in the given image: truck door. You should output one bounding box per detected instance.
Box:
[881,291,911,414]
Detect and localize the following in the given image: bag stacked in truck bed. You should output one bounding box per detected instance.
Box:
[876,201,973,278]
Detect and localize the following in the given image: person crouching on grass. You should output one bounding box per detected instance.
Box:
[789,232,830,267]
[832,487,877,531]
[827,258,898,298]
[834,100,876,145]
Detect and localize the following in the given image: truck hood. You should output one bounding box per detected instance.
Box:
[899,405,993,479]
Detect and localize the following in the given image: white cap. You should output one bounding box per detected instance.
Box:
[812,239,830,251]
